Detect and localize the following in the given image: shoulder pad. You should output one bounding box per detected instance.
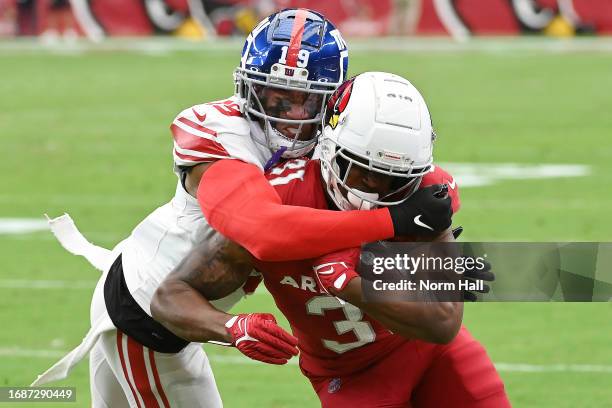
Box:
[171,97,264,168]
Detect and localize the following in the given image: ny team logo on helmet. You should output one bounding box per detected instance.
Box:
[235,8,349,159]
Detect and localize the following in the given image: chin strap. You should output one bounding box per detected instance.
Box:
[263,146,287,171]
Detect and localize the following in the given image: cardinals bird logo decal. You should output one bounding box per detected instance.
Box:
[326,77,355,129]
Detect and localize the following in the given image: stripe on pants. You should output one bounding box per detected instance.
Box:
[147,348,171,408]
[126,336,161,408]
[116,332,144,408]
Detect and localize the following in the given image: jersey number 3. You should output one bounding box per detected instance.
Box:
[306,296,376,354]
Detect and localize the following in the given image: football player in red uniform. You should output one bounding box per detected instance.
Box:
[152,72,510,407]
[34,12,455,407]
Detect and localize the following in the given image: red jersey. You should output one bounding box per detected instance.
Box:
[256,158,460,378]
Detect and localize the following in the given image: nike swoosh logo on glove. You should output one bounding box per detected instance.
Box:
[414,214,434,231]
[314,262,347,275]
[317,267,335,275]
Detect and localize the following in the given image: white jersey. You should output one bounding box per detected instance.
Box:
[32,96,273,388]
[171,96,270,168]
[122,95,272,315]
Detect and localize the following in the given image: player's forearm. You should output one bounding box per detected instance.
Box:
[238,206,393,261]
[151,236,254,343]
[151,280,232,343]
[198,160,394,261]
[337,278,463,344]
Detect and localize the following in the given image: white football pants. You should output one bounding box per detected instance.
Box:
[89,277,223,408]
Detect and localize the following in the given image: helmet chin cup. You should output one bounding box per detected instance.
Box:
[264,120,317,159]
[347,190,379,211]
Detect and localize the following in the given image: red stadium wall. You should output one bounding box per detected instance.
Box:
[89,0,153,35]
[574,0,612,34]
[416,0,522,35]
[415,0,610,35]
[2,0,612,38]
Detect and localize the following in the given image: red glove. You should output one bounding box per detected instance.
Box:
[225,313,298,365]
[312,247,361,294]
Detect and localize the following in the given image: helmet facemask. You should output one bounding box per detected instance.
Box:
[319,72,436,212]
[235,64,337,159]
[320,137,433,211]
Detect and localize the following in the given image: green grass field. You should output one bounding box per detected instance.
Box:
[1,39,612,407]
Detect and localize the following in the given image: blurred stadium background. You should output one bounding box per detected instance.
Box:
[1,1,612,407]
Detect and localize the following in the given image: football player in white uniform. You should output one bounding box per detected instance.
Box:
[153,73,508,408]
[33,9,454,408]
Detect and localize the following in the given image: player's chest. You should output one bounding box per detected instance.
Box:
[261,264,357,327]
[257,261,327,301]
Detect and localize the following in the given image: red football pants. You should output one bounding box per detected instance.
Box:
[309,327,511,408]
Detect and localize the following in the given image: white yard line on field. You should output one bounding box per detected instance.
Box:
[0,279,268,292]
[0,218,49,234]
[0,163,592,238]
[3,37,612,54]
[0,347,66,359]
[0,279,96,290]
[439,163,590,188]
[0,162,591,239]
[493,363,612,373]
[2,346,611,373]
[0,279,264,292]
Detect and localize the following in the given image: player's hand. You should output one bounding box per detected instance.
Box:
[225,313,298,365]
[388,184,453,237]
[312,248,360,295]
[462,259,494,301]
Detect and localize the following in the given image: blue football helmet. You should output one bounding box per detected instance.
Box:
[234,8,349,158]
